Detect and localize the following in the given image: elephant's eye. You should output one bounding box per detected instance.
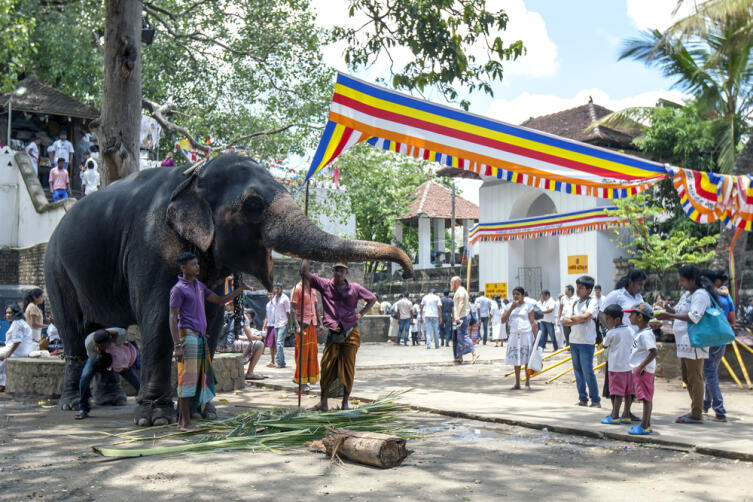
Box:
[242,195,265,220]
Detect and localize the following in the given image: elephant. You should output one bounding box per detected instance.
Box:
[44,153,413,425]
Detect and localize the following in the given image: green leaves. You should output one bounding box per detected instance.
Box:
[0,0,36,93]
[336,0,524,110]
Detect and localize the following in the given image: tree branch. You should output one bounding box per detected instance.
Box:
[223,124,295,149]
[142,98,210,153]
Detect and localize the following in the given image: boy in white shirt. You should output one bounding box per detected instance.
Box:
[562,276,600,407]
[625,303,658,435]
[600,304,635,425]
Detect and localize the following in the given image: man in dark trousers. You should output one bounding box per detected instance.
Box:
[440,289,455,347]
[301,260,376,411]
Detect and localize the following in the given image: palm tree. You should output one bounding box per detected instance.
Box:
[617,18,753,173]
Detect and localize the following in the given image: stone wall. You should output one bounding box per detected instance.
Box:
[0,243,47,287]
[6,353,244,398]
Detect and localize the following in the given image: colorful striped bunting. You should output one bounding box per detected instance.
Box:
[469,206,628,244]
[303,73,667,199]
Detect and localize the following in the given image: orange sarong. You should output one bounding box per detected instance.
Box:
[319,327,360,394]
[293,324,320,385]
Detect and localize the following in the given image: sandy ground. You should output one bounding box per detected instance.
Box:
[2,385,753,502]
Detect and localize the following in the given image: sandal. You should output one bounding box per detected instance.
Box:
[675,414,703,424]
[628,425,652,435]
[600,415,622,425]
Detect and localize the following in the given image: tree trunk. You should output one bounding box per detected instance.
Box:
[712,139,753,270]
[91,0,142,186]
[311,428,411,468]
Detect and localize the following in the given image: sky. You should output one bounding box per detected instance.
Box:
[306,0,696,203]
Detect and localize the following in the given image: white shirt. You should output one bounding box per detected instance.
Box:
[524,296,537,306]
[84,327,127,359]
[265,300,275,327]
[271,293,290,328]
[507,303,533,334]
[81,168,100,195]
[603,288,644,330]
[49,139,74,163]
[490,303,502,327]
[569,297,598,344]
[674,289,711,360]
[421,293,441,318]
[394,298,413,320]
[47,323,60,342]
[6,319,35,357]
[560,295,575,319]
[25,142,39,171]
[537,297,557,323]
[475,296,493,317]
[380,301,391,315]
[595,294,605,312]
[631,326,657,373]
[603,325,634,372]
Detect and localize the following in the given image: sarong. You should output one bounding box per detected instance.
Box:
[177,329,216,409]
[505,331,534,366]
[264,326,275,348]
[293,324,320,384]
[453,317,474,360]
[320,327,360,395]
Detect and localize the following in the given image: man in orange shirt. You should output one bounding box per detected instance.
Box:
[291,277,321,392]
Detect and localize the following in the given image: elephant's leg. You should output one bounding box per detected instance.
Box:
[49,271,88,411]
[93,371,127,406]
[134,298,175,427]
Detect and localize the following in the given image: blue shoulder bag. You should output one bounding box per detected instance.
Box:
[687,293,735,348]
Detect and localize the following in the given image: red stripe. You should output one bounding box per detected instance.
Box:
[333,93,642,181]
[328,127,355,163]
[692,171,717,200]
[422,149,430,160]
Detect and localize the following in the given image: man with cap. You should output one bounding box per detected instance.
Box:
[301,259,376,411]
[420,288,442,349]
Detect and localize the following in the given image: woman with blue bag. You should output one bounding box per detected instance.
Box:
[656,265,734,424]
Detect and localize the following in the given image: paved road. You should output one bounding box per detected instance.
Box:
[261,342,753,460]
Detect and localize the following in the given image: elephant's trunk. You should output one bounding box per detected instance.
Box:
[262,192,414,279]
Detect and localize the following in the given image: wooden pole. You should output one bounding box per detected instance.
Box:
[571,361,606,383]
[298,181,310,408]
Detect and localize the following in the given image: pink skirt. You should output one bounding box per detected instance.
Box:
[264,326,276,348]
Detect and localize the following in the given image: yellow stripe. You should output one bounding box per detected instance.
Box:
[315,123,348,175]
[335,83,659,179]
[478,210,619,230]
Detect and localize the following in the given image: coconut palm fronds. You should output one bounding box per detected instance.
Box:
[92,391,413,458]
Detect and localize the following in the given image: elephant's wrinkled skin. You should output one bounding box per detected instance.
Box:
[44,154,413,425]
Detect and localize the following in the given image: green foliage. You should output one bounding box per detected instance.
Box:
[612,193,718,283]
[0,0,35,92]
[620,13,753,173]
[635,104,720,240]
[336,0,525,109]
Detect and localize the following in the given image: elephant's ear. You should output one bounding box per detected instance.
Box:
[166,175,215,252]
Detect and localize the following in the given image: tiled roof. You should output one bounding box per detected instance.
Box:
[0,76,99,120]
[397,180,478,223]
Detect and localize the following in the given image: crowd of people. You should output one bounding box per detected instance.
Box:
[380,265,740,435]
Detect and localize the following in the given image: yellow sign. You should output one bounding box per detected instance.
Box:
[568,255,588,274]
[485,282,508,298]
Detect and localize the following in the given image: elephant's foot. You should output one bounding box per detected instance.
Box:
[93,371,127,406]
[60,357,85,410]
[134,400,175,427]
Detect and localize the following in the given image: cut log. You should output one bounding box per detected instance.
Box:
[316,428,411,468]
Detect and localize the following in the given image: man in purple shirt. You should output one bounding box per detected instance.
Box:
[301,259,376,411]
[169,252,248,431]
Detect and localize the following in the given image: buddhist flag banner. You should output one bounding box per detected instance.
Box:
[469,206,628,244]
[668,166,753,230]
[303,72,668,199]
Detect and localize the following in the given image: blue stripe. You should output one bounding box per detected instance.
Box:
[336,73,666,174]
[478,206,619,227]
[303,120,338,184]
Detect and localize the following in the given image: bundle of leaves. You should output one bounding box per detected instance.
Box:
[93,392,412,458]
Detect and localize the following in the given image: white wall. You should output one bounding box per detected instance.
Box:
[478,179,624,297]
[0,147,71,248]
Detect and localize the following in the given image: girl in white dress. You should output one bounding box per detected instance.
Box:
[500,287,538,390]
[490,295,505,347]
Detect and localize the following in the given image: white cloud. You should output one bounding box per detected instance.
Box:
[486,87,689,125]
[310,0,559,80]
[626,0,698,31]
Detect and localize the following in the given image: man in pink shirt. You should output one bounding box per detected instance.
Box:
[49,158,70,201]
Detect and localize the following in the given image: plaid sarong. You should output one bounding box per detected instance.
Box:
[177,329,216,409]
